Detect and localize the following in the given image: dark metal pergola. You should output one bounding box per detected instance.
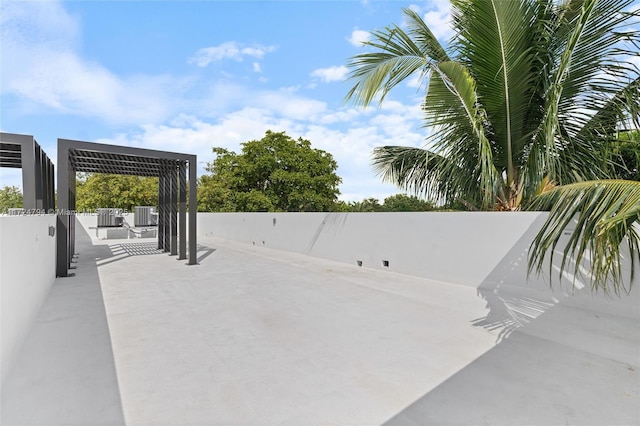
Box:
[0,132,55,211]
[57,138,197,277]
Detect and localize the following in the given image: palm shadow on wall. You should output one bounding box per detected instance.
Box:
[470,214,598,343]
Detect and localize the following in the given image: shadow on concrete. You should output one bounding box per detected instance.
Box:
[383,283,640,425]
[196,244,216,263]
[1,219,126,425]
[113,241,165,256]
[94,241,165,268]
[383,215,640,425]
[95,241,216,268]
[384,303,639,425]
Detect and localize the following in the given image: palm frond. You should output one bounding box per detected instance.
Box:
[454,0,540,183]
[345,9,450,106]
[372,145,481,208]
[427,61,503,208]
[535,0,639,180]
[402,7,451,62]
[527,180,640,294]
[556,0,639,116]
[579,76,640,137]
[372,146,443,193]
[533,0,596,177]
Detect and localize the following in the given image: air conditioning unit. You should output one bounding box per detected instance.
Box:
[134,206,158,227]
[97,208,124,227]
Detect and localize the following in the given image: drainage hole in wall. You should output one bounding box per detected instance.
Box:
[262,241,265,245]
[382,260,390,267]
[356,260,363,267]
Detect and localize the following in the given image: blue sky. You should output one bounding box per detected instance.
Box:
[1,0,454,201]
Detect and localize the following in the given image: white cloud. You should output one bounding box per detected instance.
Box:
[0,0,80,51]
[253,62,262,73]
[181,83,327,124]
[318,107,373,125]
[5,49,176,125]
[422,10,453,41]
[95,99,426,202]
[406,73,424,89]
[253,90,328,121]
[310,66,349,83]
[0,0,178,125]
[188,42,277,67]
[348,29,370,47]
[301,112,425,201]
[240,46,275,58]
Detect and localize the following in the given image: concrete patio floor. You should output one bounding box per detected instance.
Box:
[2,219,638,425]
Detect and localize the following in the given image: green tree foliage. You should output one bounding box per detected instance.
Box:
[75,173,158,211]
[347,197,383,212]
[0,186,23,212]
[346,0,639,293]
[333,200,352,212]
[609,131,640,181]
[346,194,433,212]
[198,131,342,212]
[382,194,433,212]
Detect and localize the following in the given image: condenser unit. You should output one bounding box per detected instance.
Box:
[134,206,158,227]
[97,208,124,227]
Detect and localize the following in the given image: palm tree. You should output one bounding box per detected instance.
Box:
[346,0,640,294]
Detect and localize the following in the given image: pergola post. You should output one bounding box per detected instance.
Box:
[162,167,171,253]
[188,156,197,265]
[170,164,178,256]
[157,173,166,251]
[69,165,76,261]
[56,139,71,277]
[46,157,55,211]
[178,161,187,260]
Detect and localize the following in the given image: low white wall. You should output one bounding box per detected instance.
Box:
[198,211,639,319]
[198,212,548,287]
[1,215,57,383]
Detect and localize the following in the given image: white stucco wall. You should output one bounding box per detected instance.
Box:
[1,215,57,383]
[198,212,550,287]
[198,211,639,319]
